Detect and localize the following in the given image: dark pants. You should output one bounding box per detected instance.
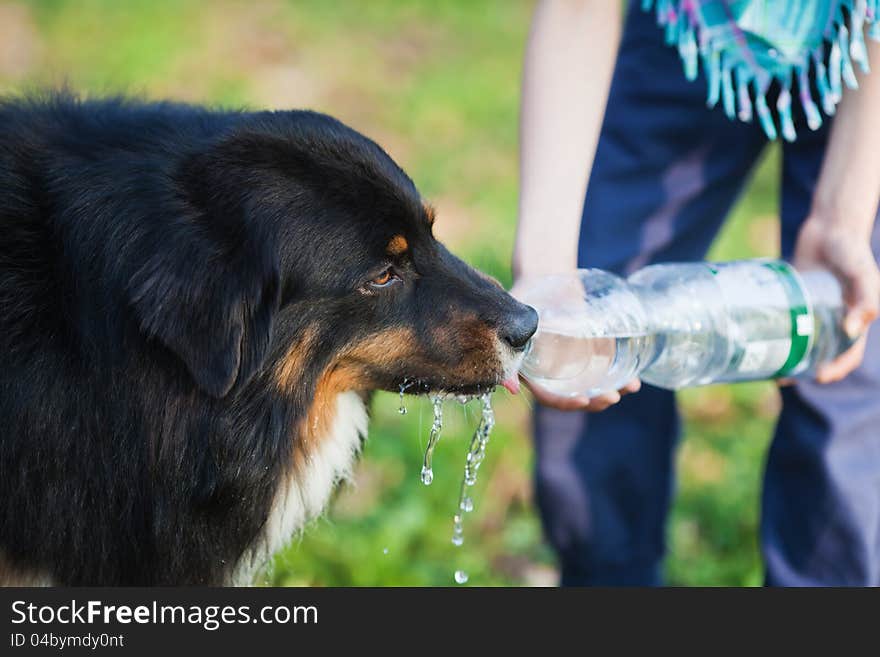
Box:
[534,5,880,586]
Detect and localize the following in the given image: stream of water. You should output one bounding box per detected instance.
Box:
[412,392,496,584]
[419,395,444,486]
[451,392,494,549]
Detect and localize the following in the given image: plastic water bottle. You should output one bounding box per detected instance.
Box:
[515,259,854,397]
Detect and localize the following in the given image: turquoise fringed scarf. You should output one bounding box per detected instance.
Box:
[644,0,880,140]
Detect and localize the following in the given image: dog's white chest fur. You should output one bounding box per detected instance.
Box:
[235,391,368,583]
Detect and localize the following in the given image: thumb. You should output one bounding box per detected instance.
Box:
[843,269,880,339]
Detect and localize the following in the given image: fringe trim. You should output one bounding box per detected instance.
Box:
[642,0,880,140]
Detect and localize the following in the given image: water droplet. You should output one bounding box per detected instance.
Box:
[420,396,444,485]
[382,547,389,555]
[451,513,464,546]
[454,570,469,584]
[460,496,474,513]
[397,379,415,415]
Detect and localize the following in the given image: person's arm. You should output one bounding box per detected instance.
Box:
[513,0,635,411]
[513,0,622,279]
[794,37,880,383]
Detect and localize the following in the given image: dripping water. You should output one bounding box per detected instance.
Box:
[413,390,496,585]
[451,393,494,549]
[419,395,444,485]
[398,378,415,415]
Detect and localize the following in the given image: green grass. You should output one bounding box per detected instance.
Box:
[2,0,788,586]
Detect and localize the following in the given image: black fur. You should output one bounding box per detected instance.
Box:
[0,94,537,585]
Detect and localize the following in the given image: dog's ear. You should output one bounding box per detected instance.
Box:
[129,244,280,398]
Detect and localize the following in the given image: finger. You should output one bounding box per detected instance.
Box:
[584,391,621,412]
[525,384,594,411]
[523,375,630,412]
[844,306,876,340]
[553,397,599,411]
[620,379,641,395]
[843,269,880,338]
[815,336,867,383]
[776,377,795,387]
[524,381,621,412]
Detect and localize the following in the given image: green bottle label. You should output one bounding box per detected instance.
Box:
[763,261,812,377]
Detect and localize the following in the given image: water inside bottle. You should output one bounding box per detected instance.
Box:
[521,330,650,397]
[635,262,855,388]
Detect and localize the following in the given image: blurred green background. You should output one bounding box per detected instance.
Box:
[1,0,786,586]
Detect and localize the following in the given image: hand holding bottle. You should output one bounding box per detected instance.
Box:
[511,276,640,411]
[793,218,880,383]
[524,372,641,412]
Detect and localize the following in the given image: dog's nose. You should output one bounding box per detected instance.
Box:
[500,304,539,351]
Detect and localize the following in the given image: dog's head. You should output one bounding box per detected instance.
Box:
[129,110,537,402]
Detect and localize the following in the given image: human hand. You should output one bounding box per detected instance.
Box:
[523,376,641,411]
[793,217,880,383]
[510,275,641,411]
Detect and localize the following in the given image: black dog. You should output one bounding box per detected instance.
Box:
[0,95,537,585]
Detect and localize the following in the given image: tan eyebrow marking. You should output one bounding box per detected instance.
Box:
[387,234,409,256]
[424,204,436,226]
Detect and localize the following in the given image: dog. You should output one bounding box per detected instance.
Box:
[0,94,538,586]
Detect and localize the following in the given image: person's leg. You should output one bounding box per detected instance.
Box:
[762,127,880,586]
[533,4,767,586]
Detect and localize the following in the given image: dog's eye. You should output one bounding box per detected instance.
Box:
[368,267,397,289]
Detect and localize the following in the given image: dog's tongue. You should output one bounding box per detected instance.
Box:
[500,375,520,395]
